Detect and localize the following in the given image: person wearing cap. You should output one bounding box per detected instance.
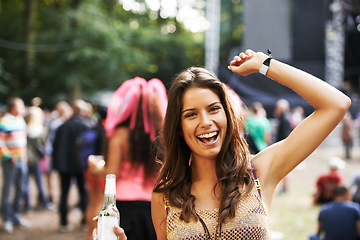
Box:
[313,156,346,205]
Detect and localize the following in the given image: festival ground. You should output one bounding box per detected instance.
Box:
[1,125,360,240]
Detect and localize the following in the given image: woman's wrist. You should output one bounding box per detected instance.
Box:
[259,49,272,76]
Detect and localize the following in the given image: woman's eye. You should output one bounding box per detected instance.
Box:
[185,112,196,118]
[210,106,220,112]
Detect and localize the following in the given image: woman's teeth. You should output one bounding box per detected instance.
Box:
[198,132,217,139]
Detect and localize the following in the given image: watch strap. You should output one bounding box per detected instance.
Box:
[259,49,272,76]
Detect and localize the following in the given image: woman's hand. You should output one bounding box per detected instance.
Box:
[91,216,127,240]
[228,49,267,76]
[87,155,105,175]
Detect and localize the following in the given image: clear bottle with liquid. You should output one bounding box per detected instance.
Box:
[97,174,120,240]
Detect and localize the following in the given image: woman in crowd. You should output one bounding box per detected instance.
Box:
[151,49,351,239]
[88,77,167,240]
[24,106,51,211]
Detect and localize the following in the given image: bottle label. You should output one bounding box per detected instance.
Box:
[97,216,119,240]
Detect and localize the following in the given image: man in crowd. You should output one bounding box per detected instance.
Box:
[317,185,360,239]
[0,97,29,233]
[52,99,92,232]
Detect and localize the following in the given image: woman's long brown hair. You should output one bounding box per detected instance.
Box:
[153,67,254,224]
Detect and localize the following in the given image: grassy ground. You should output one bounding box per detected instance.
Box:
[271,190,321,239]
[269,144,360,240]
[1,126,358,240]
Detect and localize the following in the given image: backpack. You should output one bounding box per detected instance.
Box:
[77,128,99,170]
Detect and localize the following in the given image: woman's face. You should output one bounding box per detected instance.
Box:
[181,87,227,161]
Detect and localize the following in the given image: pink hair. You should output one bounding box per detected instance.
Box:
[105,77,167,140]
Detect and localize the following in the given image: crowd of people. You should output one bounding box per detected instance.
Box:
[0,97,106,236]
[0,48,359,240]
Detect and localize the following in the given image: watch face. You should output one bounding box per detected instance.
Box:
[259,64,269,75]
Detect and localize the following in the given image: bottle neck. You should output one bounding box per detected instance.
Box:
[103,174,116,207]
[103,193,116,207]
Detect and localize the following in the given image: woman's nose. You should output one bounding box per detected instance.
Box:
[200,113,213,128]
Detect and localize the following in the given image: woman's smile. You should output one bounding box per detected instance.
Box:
[197,131,219,145]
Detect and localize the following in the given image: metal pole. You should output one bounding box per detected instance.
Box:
[205,0,221,75]
[325,0,345,89]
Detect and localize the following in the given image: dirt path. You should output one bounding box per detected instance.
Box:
[0,208,85,240]
[0,172,87,240]
[1,124,359,240]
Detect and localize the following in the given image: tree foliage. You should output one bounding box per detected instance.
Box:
[0,0,242,108]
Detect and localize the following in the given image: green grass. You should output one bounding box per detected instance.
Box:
[267,145,360,240]
[270,190,322,240]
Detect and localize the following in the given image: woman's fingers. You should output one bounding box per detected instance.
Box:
[230,51,254,67]
[245,49,255,57]
[228,50,261,76]
[114,226,127,240]
[239,52,248,59]
[92,217,126,240]
[92,228,97,240]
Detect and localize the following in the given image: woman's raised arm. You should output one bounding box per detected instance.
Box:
[229,49,351,208]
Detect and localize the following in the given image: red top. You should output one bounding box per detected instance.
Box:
[316,172,342,200]
[116,161,156,201]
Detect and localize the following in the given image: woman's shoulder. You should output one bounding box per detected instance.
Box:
[113,126,130,135]
[151,192,167,219]
[152,191,165,205]
[112,127,130,142]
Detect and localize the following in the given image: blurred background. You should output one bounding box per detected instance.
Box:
[1,1,360,239]
[0,0,359,114]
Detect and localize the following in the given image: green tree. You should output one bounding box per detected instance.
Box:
[219,0,244,63]
[0,0,243,107]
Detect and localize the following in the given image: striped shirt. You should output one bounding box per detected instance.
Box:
[0,113,27,162]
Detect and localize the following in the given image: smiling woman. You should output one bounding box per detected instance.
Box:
[151,49,351,240]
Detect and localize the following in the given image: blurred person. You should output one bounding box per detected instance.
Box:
[82,105,107,240]
[52,99,92,232]
[245,101,272,151]
[0,97,30,233]
[23,106,53,211]
[88,77,167,240]
[274,98,292,142]
[44,101,72,204]
[42,108,53,128]
[355,107,360,151]
[350,171,360,205]
[223,84,259,155]
[313,156,346,205]
[244,129,259,155]
[0,104,6,117]
[341,111,354,160]
[82,101,98,126]
[274,98,293,194]
[290,105,305,129]
[316,185,360,240]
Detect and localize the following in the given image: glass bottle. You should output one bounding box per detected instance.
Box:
[97,174,120,240]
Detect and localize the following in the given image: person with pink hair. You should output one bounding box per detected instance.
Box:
[88,77,167,240]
